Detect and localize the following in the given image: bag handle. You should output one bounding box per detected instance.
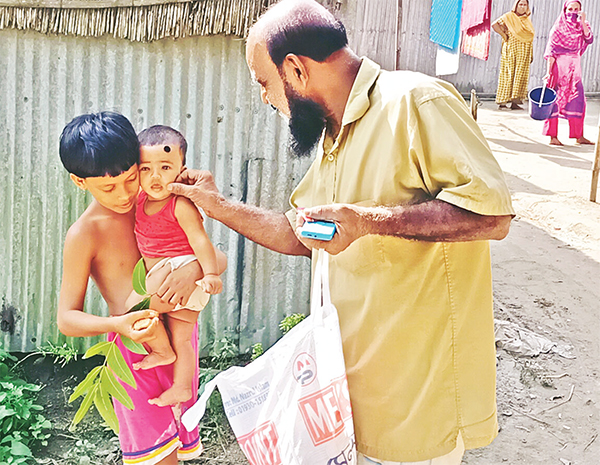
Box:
[181,377,219,431]
[311,250,332,323]
[539,81,547,108]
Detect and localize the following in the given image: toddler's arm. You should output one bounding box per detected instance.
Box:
[175,197,223,294]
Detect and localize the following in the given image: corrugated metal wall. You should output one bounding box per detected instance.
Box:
[2,0,597,355]
[0,28,313,354]
[343,0,399,71]
[399,0,600,94]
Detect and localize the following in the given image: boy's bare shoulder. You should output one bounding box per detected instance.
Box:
[64,207,102,253]
[64,202,131,254]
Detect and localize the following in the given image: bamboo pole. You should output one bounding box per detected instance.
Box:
[590,119,600,203]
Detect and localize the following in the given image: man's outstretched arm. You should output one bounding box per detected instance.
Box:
[295,200,513,255]
[169,169,311,257]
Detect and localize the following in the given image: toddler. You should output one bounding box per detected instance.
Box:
[126,125,222,407]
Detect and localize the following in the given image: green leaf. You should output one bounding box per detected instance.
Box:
[100,368,134,410]
[10,440,31,457]
[83,341,112,360]
[93,385,120,434]
[132,258,147,296]
[0,406,16,421]
[106,344,136,389]
[71,383,98,429]
[69,366,103,403]
[128,296,151,313]
[120,336,148,355]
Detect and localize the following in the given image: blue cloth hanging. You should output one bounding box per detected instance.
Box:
[430,0,463,49]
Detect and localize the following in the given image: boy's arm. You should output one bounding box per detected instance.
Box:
[58,227,159,342]
[175,197,222,293]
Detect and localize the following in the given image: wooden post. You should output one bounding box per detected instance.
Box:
[590,122,600,203]
[470,89,478,121]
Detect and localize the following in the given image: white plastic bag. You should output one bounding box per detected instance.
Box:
[182,251,356,465]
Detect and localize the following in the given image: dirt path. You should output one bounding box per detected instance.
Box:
[463,100,600,464]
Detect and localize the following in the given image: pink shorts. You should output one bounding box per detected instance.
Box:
[110,329,202,465]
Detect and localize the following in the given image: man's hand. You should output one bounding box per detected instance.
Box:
[296,204,368,255]
[113,310,159,343]
[168,169,224,218]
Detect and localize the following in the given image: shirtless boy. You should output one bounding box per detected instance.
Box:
[57,111,225,465]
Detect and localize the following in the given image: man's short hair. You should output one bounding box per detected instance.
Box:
[265,11,348,67]
[59,111,139,179]
[138,125,188,165]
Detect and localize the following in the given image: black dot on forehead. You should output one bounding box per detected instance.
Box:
[163,145,171,153]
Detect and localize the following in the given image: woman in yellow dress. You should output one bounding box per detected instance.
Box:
[492,0,535,110]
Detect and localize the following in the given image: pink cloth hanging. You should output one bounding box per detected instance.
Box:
[461,0,492,60]
[461,0,490,31]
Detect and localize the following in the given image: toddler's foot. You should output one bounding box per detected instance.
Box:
[133,350,176,370]
[550,137,563,146]
[148,385,192,407]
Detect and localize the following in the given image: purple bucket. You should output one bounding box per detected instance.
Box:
[529,86,557,121]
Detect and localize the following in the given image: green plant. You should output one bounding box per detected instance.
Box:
[69,259,149,434]
[251,342,264,361]
[0,351,52,465]
[62,437,97,465]
[128,258,152,312]
[14,341,79,371]
[251,313,307,361]
[279,313,306,334]
[35,341,79,368]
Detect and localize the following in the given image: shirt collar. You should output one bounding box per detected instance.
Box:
[341,57,381,127]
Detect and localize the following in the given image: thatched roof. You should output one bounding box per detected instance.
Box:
[0,0,278,42]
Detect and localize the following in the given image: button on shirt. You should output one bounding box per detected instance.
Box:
[286,58,514,461]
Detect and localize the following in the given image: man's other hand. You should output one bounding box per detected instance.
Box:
[296,204,367,255]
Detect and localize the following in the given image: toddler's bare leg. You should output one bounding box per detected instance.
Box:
[131,317,176,370]
[125,263,177,370]
[149,312,198,407]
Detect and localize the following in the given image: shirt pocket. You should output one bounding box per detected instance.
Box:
[332,200,391,275]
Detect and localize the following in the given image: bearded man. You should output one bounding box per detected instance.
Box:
[170,1,515,463]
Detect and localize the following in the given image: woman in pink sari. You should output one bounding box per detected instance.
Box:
[543,0,594,146]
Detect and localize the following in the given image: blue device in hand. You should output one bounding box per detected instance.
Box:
[299,220,337,241]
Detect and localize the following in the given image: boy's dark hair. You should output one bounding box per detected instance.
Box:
[138,125,188,165]
[265,10,348,68]
[59,111,139,178]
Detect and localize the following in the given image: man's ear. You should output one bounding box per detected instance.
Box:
[281,53,310,90]
[69,173,87,191]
